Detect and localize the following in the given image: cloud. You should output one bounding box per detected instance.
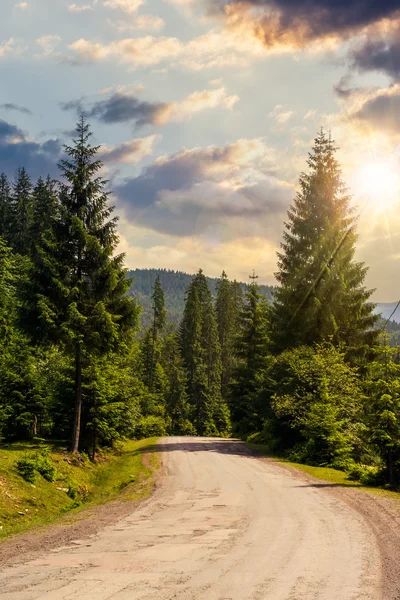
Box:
[67,36,183,66]
[349,28,400,80]
[114,138,294,239]
[0,103,32,115]
[65,26,267,70]
[99,134,160,163]
[268,104,295,124]
[107,15,165,32]
[0,38,25,58]
[352,86,400,134]
[68,3,94,11]
[0,119,62,179]
[36,35,62,56]
[103,0,143,13]
[61,87,239,126]
[208,1,400,52]
[15,2,29,8]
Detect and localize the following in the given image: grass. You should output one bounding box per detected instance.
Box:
[245,442,400,502]
[0,437,160,540]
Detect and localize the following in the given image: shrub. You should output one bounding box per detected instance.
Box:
[15,446,57,483]
[136,415,167,439]
[16,456,37,483]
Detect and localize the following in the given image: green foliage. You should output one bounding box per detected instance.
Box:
[180,269,230,436]
[229,274,270,436]
[136,415,167,438]
[269,344,365,468]
[16,448,56,483]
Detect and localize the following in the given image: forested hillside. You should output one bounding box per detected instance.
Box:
[1,122,400,491]
[128,268,275,329]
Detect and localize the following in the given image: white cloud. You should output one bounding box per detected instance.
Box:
[107,15,164,32]
[15,2,29,9]
[67,3,94,11]
[268,104,295,124]
[103,0,143,13]
[156,87,239,124]
[0,38,25,58]
[36,35,62,56]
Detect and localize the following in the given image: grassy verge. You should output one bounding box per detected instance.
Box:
[245,443,400,502]
[0,437,159,540]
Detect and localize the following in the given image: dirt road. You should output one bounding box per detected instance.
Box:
[0,437,382,599]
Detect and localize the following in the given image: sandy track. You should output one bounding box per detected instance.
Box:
[0,437,382,599]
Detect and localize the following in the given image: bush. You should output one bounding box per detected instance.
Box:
[136,415,167,439]
[16,456,37,483]
[15,447,57,483]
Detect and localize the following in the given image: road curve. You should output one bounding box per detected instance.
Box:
[0,437,381,599]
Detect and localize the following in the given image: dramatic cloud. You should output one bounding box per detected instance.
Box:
[0,103,32,115]
[350,29,400,80]
[61,87,238,126]
[99,134,160,163]
[0,119,62,179]
[353,86,400,134]
[115,139,294,239]
[209,1,400,51]
[103,0,143,13]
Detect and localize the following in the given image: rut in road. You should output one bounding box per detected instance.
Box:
[0,437,381,600]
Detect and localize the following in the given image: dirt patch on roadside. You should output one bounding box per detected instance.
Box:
[0,454,163,569]
[257,456,400,600]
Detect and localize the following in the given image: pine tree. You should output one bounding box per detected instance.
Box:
[180,269,229,435]
[0,174,12,243]
[21,117,140,452]
[230,272,270,436]
[161,333,193,435]
[30,176,59,248]
[271,130,378,359]
[215,271,236,399]
[148,275,166,391]
[10,168,33,255]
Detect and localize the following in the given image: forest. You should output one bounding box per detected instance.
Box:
[0,118,399,488]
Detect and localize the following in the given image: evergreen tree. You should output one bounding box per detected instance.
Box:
[161,333,193,435]
[229,272,270,436]
[148,275,166,391]
[0,174,12,243]
[10,168,33,255]
[271,130,377,360]
[30,176,59,249]
[21,117,140,452]
[180,269,229,435]
[215,271,236,398]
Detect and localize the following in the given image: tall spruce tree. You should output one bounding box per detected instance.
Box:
[215,271,236,399]
[271,130,377,359]
[229,272,270,436]
[10,168,32,255]
[0,174,12,243]
[30,176,59,249]
[148,275,166,391]
[180,269,229,435]
[21,117,139,452]
[161,333,192,435]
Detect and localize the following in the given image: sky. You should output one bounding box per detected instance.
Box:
[2,0,400,301]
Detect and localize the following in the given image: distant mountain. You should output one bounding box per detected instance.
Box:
[374,302,400,324]
[127,268,275,329]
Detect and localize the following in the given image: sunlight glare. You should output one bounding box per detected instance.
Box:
[353,160,400,213]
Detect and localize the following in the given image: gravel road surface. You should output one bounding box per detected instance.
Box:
[0,437,384,599]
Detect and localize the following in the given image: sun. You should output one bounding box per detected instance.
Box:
[353,160,400,213]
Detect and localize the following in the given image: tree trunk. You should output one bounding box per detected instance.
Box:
[71,344,82,454]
